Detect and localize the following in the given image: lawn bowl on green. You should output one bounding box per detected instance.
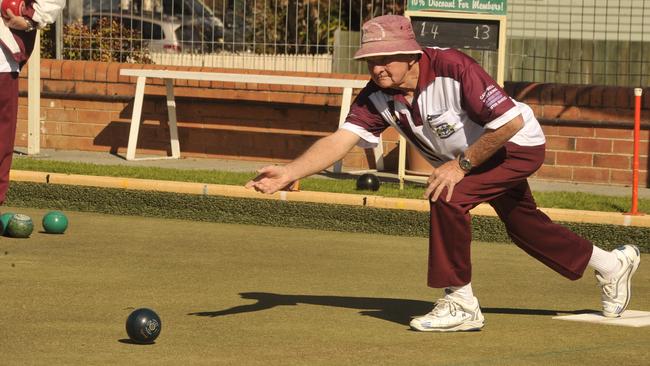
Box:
[125,308,162,344]
[42,210,68,234]
[356,173,381,191]
[0,212,15,235]
[7,214,34,238]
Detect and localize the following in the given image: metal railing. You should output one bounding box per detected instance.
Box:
[49,0,649,86]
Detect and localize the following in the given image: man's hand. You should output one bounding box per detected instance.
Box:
[421,114,525,202]
[245,165,295,194]
[423,159,466,202]
[2,9,30,31]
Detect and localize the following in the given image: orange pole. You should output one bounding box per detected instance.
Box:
[630,88,642,215]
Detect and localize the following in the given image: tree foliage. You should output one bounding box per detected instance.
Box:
[213,0,405,54]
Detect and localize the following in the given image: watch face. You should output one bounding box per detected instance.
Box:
[460,158,472,171]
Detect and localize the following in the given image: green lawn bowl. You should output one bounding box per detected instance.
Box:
[7,214,34,238]
[42,211,68,234]
[1,212,15,236]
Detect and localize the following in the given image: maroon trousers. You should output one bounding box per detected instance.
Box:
[427,142,593,288]
[0,72,19,205]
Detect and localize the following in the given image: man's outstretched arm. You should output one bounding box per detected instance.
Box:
[245,129,361,194]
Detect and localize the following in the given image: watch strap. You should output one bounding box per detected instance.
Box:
[23,17,36,32]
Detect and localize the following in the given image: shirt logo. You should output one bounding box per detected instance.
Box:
[433,122,455,139]
[427,115,455,139]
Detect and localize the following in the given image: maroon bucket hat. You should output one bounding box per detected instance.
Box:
[354,15,423,60]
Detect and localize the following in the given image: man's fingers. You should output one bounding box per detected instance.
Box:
[423,181,437,199]
[245,164,280,189]
[247,181,269,193]
[431,183,446,202]
[245,172,266,188]
[445,184,455,202]
[424,176,444,200]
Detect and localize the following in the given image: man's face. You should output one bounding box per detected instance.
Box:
[365,54,415,89]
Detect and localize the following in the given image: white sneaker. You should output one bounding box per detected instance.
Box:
[595,245,641,318]
[410,296,484,332]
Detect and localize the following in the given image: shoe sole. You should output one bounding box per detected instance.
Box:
[603,245,640,318]
[410,320,484,332]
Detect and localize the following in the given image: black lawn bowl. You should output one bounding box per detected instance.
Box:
[356,173,381,191]
[125,308,162,344]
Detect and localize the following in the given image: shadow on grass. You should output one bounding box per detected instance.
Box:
[188,292,597,326]
[118,338,157,345]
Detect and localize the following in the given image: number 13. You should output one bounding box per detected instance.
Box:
[474,25,490,40]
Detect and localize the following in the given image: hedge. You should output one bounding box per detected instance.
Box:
[5,182,648,252]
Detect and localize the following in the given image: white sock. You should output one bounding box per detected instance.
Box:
[445,283,475,304]
[589,246,621,278]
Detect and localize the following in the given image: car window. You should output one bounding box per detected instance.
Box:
[121,18,141,30]
[141,21,164,40]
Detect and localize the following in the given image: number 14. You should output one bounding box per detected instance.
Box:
[419,22,439,39]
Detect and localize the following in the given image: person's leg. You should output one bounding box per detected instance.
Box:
[0,72,19,205]
[413,144,542,332]
[489,181,640,317]
[426,143,552,288]
[413,142,637,331]
[488,180,593,279]
[484,144,640,318]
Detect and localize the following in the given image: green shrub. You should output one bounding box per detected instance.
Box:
[41,17,152,63]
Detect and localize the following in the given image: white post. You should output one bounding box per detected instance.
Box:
[165,79,181,159]
[333,87,354,173]
[125,76,147,160]
[398,135,407,189]
[27,29,41,155]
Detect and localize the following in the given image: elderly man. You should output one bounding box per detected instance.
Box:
[246,15,640,332]
[1,0,66,205]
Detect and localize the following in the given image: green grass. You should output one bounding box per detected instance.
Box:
[11,157,650,213]
[2,210,648,365]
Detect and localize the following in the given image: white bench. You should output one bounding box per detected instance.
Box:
[119,68,383,173]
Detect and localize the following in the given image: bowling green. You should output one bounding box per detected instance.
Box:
[0,207,648,365]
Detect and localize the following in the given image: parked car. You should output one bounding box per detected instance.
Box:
[82,12,224,53]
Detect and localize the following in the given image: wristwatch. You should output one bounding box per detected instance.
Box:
[458,152,472,173]
[23,17,36,32]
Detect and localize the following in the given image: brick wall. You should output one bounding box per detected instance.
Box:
[504,83,649,186]
[16,60,649,187]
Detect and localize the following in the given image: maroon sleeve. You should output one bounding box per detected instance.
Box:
[345,84,390,138]
[459,62,515,126]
